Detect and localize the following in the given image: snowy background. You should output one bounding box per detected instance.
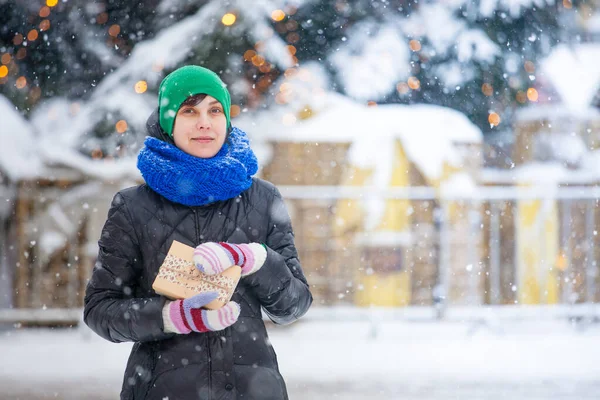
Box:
[3,0,600,398]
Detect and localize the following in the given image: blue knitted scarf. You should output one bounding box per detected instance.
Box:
[137,127,258,206]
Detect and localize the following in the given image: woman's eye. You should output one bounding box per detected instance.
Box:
[211,108,222,114]
[181,108,195,114]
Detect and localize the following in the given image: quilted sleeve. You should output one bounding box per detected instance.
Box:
[243,186,313,325]
[83,192,175,343]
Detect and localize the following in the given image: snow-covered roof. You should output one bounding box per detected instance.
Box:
[0,95,44,180]
[540,43,600,113]
[237,93,482,182]
[482,152,600,185]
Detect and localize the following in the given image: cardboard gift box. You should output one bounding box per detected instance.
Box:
[152,240,241,310]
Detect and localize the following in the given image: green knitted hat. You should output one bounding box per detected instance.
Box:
[158,65,231,137]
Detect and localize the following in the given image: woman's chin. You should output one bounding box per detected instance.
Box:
[189,148,218,159]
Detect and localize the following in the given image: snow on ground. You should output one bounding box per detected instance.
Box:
[2,313,600,399]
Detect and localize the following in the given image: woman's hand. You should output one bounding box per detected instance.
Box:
[162,291,240,334]
[193,242,267,277]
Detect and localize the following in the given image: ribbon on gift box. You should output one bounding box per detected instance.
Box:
[152,240,241,310]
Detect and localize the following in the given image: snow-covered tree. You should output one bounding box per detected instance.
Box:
[2,0,303,159]
[288,0,564,132]
[0,0,580,160]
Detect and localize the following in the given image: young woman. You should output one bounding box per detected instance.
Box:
[84,65,312,400]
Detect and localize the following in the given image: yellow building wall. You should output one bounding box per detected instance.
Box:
[375,140,411,232]
[337,139,412,307]
[354,271,411,307]
[516,195,560,304]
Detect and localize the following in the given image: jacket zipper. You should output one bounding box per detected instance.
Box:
[193,209,212,399]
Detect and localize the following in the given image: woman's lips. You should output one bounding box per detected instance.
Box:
[191,137,213,144]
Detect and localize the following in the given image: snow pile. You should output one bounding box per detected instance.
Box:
[0,94,141,183]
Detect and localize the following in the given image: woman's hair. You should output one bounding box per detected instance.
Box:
[180,93,207,108]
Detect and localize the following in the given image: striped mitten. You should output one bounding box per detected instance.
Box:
[193,242,267,277]
[162,291,240,334]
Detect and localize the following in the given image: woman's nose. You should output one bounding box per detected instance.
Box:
[195,112,210,129]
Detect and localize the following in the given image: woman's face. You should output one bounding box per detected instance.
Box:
[172,95,228,158]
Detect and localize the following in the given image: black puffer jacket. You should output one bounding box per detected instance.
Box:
[83,111,312,400]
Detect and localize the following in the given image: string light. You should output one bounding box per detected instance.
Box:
[481,83,493,96]
[230,105,241,118]
[286,20,298,31]
[271,10,286,21]
[27,30,39,41]
[516,90,527,103]
[407,77,420,90]
[108,24,120,37]
[16,76,27,89]
[222,13,236,26]
[251,55,266,67]
[46,0,58,7]
[488,112,501,127]
[13,34,24,46]
[286,32,300,43]
[243,50,256,61]
[287,45,297,55]
[134,80,147,94]
[256,76,271,91]
[275,93,286,105]
[259,63,272,73]
[39,20,51,32]
[96,13,108,24]
[279,82,292,94]
[0,66,8,78]
[524,61,535,73]
[367,101,377,107]
[1,54,11,64]
[91,149,103,159]
[39,6,51,18]
[16,48,27,60]
[30,86,42,102]
[409,40,421,52]
[396,82,409,95]
[115,120,128,133]
[527,88,538,102]
[284,68,297,78]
